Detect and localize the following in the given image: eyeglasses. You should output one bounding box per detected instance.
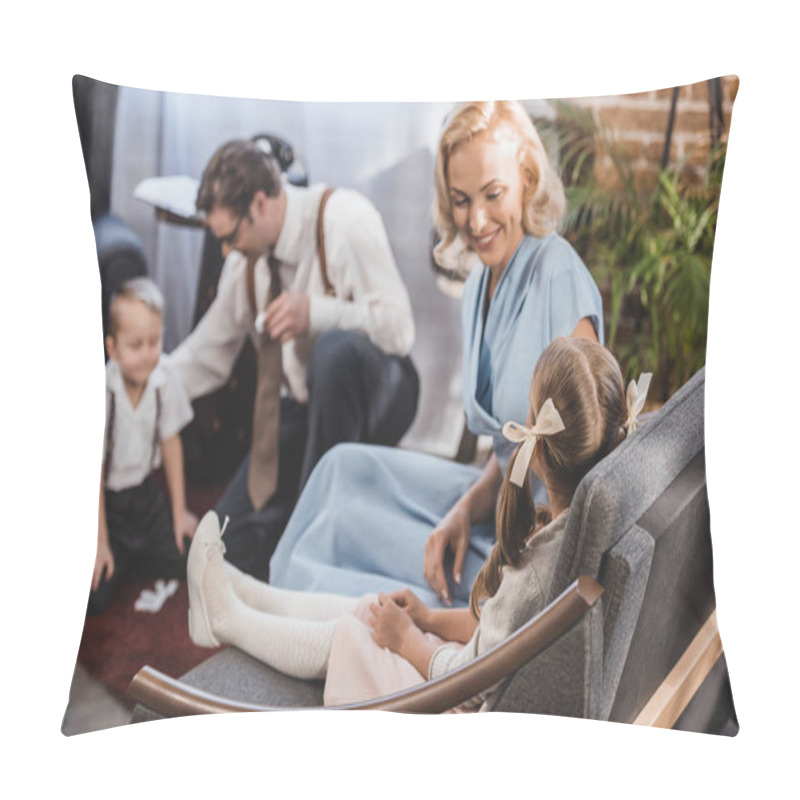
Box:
[217,213,250,249]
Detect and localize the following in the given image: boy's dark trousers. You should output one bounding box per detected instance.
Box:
[87,475,186,616]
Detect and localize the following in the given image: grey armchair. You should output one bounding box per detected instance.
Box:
[129,367,737,734]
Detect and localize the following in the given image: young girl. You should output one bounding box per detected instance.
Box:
[187,337,639,709]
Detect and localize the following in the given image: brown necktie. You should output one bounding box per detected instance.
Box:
[247,253,282,510]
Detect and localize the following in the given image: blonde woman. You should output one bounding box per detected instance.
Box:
[189,337,627,708]
[269,101,603,608]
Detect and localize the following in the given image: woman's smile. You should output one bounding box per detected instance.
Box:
[447,129,526,271]
[471,227,501,249]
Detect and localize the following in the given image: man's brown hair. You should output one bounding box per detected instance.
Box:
[196,139,283,217]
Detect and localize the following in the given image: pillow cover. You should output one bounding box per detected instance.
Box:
[64,74,738,736]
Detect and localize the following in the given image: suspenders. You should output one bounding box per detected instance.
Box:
[103,387,162,484]
[246,187,336,317]
[103,389,115,481]
[316,187,336,297]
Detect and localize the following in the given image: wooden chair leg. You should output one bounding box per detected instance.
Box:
[633,609,723,728]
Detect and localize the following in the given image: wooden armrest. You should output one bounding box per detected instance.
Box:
[127,576,603,717]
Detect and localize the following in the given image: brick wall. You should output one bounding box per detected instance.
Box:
[554,78,739,399]
[571,76,739,190]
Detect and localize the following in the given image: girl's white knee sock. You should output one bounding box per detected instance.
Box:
[223,561,359,620]
[219,600,337,681]
[198,546,338,680]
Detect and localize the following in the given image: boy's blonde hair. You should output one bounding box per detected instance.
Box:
[433,100,566,267]
[107,277,164,338]
[469,337,626,618]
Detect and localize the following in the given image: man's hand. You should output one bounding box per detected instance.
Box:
[424,505,470,606]
[261,292,310,344]
[173,509,199,555]
[92,539,114,592]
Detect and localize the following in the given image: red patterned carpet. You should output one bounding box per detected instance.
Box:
[78,576,223,705]
[77,480,226,705]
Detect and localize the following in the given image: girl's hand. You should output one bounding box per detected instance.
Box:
[388,588,431,631]
[424,505,471,606]
[368,593,418,654]
[174,509,199,554]
[93,540,114,591]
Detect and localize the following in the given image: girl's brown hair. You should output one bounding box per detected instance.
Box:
[469,337,626,618]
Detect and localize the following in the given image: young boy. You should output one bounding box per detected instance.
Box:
[90,277,198,615]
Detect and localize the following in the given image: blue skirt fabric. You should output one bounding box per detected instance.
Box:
[269,444,496,608]
[269,234,604,608]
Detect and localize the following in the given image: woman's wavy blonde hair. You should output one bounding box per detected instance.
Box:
[433,101,566,267]
[469,337,626,618]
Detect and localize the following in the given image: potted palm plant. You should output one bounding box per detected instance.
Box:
[537,101,726,401]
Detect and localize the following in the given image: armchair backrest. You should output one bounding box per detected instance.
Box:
[550,366,706,601]
[493,368,736,732]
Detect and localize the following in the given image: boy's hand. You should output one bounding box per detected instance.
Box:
[173,509,199,554]
[93,540,114,591]
[368,593,418,654]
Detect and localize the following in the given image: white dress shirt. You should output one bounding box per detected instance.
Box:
[170,183,415,404]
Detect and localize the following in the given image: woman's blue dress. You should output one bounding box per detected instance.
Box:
[269,234,603,607]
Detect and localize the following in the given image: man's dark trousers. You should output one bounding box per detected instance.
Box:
[216,329,420,578]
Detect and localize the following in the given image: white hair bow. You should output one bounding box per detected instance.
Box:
[502,398,565,488]
[625,373,653,434]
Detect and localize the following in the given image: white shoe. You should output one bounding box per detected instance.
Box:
[187,511,229,647]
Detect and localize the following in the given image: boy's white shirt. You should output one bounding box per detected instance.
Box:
[103,354,193,492]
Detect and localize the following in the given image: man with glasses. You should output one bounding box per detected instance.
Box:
[171,139,419,578]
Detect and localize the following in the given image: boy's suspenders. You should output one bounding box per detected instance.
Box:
[103,389,116,481]
[245,187,336,317]
[151,390,162,469]
[103,387,162,484]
